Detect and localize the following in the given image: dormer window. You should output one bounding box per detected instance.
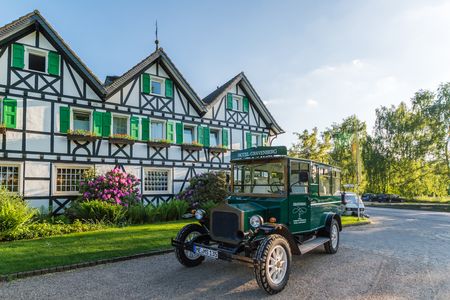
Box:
[28,51,46,73]
[226,93,249,113]
[232,96,241,111]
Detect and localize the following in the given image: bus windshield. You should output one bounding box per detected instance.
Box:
[232,160,286,195]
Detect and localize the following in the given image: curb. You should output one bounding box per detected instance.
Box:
[0,249,174,283]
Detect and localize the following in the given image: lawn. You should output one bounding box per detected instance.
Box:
[0,220,191,276]
[341,215,371,226]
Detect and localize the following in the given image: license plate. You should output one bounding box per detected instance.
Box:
[193,245,218,259]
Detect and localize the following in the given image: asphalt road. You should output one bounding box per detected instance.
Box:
[1,207,449,300]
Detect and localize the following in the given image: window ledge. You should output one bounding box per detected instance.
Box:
[147,140,171,148]
[67,133,99,142]
[181,143,203,151]
[109,137,136,145]
[208,147,227,153]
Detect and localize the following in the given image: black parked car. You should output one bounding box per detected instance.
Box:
[361,193,375,202]
[372,193,403,203]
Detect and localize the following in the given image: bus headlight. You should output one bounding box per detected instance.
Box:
[195,209,206,220]
[250,215,264,228]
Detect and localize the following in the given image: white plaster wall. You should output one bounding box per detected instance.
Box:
[95,164,116,175]
[0,46,7,85]
[96,140,109,156]
[5,131,22,151]
[85,85,101,101]
[62,62,83,97]
[26,199,50,210]
[124,165,141,178]
[39,34,56,51]
[24,180,49,197]
[26,133,51,152]
[173,167,187,181]
[53,136,67,153]
[17,32,36,47]
[27,99,51,132]
[25,161,50,177]
[133,143,147,158]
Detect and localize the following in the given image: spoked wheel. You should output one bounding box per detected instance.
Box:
[174,223,207,267]
[324,219,340,254]
[254,234,292,295]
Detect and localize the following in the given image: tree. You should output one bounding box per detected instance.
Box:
[289,127,331,163]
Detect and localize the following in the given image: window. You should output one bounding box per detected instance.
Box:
[113,115,128,135]
[151,120,165,140]
[290,161,309,194]
[233,160,286,195]
[143,168,172,194]
[232,96,241,111]
[318,167,331,196]
[72,110,91,131]
[252,134,261,147]
[28,52,46,72]
[55,165,90,195]
[332,170,341,195]
[183,125,195,144]
[210,129,220,147]
[151,77,164,95]
[0,164,20,192]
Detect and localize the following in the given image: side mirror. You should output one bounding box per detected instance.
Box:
[298,171,309,183]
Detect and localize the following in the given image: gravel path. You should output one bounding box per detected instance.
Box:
[1,207,449,300]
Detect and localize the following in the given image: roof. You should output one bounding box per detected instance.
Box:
[104,48,206,115]
[203,72,284,135]
[0,10,106,97]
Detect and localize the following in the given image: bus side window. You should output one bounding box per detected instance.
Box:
[290,161,309,194]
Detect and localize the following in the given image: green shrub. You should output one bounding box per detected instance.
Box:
[176,172,228,208]
[0,189,36,238]
[127,200,189,224]
[127,203,158,224]
[2,219,105,241]
[66,200,126,224]
[200,200,219,216]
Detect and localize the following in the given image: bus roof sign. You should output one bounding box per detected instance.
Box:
[230,146,287,161]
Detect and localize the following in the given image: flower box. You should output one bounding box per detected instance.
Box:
[181,143,203,151]
[109,137,136,145]
[208,147,227,154]
[67,133,99,142]
[147,141,171,148]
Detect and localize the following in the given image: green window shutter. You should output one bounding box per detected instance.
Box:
[203,126,210,147]
[93,111,103,136]
[47,51,60,76]
[142,73,150,94]
[175,122,183,144]
[102,112,111,137]
[165,79,174,98]
[246,132,252,149]
[11,44,24,69]
[3,99,17,129]
[243,97,249,113]
[166,121,174,143]
[262,133,268,146]
[59,106,70,133]
[197,126,204,145]
[130,117,139,139]
[222,129,229,148]
[141,118,149,141]
[226,93,233,110]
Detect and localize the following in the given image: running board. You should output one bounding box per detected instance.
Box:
[298,237,329,254]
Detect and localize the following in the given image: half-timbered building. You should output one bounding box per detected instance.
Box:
[0,11,283,213]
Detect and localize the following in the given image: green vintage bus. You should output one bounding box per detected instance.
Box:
[172,146,343,294]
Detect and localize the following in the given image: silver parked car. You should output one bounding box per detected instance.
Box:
[343,192,365,216]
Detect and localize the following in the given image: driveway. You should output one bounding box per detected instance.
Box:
[1,207,449,299]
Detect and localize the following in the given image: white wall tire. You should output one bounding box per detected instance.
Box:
[174,224,207,267]
[254,234,292,295]
[324,219,340,254]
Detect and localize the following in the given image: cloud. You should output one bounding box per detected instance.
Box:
[306,98,318,107]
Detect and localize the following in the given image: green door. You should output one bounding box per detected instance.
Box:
[288,160,311,233]
[310,165,335,229]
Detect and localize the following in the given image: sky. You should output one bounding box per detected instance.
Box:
[1,0,450,146]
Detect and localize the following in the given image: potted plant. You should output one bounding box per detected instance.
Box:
[181,141,203,151]
[0,124,6,135]
[208,144,228,154]
[67,129,99,142]
[147,139,172,148]
[109,134,136,145]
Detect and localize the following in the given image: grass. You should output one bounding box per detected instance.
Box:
[341,215,370,226]
[0,220,191,276]
[408,196,450,204]
[0,216,370,276]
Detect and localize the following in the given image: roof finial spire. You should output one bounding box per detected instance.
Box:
[155,20,159,50]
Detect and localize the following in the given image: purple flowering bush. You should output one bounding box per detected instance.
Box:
[79,167,141,207]
[176,172,228,208]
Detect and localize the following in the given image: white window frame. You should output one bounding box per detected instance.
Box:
[150,76,165,96]
[150,118,166,141]
[0,97,3,124]
[209,127,221,147]
[71,108,92,132]
[143,167,173,195]
[232,95,242,111]
[0,161,23,195]
[112,113,130,135]
[24,46,48,74]
[52,164,91,196]
[252,133,262,148]
[183,124,197,144]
